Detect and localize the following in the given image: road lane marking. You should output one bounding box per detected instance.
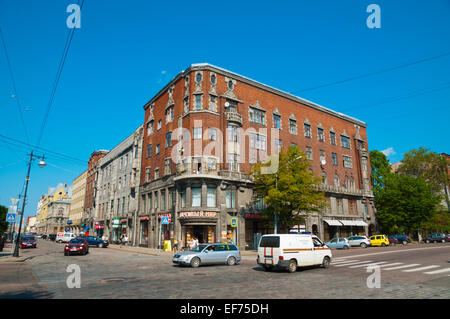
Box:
[376,262,404,268]
[333,260,374,267]
[402,265,440,272]
[383,264,421,270]
[330,245,450,259]
[424,268,450,275]
[348,261,388,268]
[332,260,360,264]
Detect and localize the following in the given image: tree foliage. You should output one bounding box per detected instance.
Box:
[369,150,391,197]
[375,173,441,234]
[0,205,8,233]
[251,146,327,231]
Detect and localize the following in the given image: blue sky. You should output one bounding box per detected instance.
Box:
[0,0,449,221]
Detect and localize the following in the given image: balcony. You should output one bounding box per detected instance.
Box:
[318,184,364,196]
[225,112,243,125]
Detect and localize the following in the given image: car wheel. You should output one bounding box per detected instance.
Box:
[425,240,430,244]
[381,243,386,247]
[227,256,236,266]
[64,252,68,256]
[322,256,331,268]
[98,243,103,248]
[360,243,367,248]
[442,239,445,243]
[288,259,297,273]
[190,257,200,268]
[402,240,408,245]
[343,245,349,250]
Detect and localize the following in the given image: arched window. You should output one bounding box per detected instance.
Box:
[344,176,349,188]
[334,175,340,187]
[321,172,327,185]
[350,176,355,189]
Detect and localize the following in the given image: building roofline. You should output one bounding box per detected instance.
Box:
[142,63,367,127]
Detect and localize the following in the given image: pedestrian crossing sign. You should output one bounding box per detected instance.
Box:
[161,216,170,224]
[231,217,237,227]
[6,213,16,222]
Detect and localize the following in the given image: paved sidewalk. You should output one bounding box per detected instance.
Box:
[0,244,28,263]
[107,244,258,256]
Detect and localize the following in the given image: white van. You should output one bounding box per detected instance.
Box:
[257,234,332,273]
[56,232,76,243]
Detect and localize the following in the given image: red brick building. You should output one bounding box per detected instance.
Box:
[83,150,108,233]
[138,64,376,249]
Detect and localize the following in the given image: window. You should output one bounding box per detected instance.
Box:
[334,175,340,187]
[249,107,265,125]
[209,95,216,111]
[275,139,282,152]
[208,128,217,141]
[156,144,160,155]
[196,73,202,83]
[330,132,336,145]
[362,157,368,171]
[194,94,202,110]
[249,133,267,150]
[154,191,158,209]
[226,189,236,208]
[164,159,171,175]
[180,187,187,208]
[147,121,154,135]
[227,125,238,142]
[161,190,166,210]
[321,172,327,184]
[146,144,152,159]
[306,147,312,160]
[154,168,159,179]
[193,127,202,140]
[166,132,172,148]
[343,155,352,168]
[166,106,174,123]
[350,176,355,189]
[320,150,326,163]
[318,128,324,142]
[207,185,216,207]
[191,185,202,207]
[184,97,189,113]
[118,177,122,191]
[304,124,311,138]
[148,192,152,210]
[289,119,297,134]
[341,135,350,148]
[273,114,281,129]
[332,153,338,166]
[228,153,239,171]
[344,176,349,188]
[210,74,216,84]
[157,120,162,130]
[208,157,217,170]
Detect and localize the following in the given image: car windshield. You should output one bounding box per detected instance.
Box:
[191,244,208,252]
[69,239,85,244]
[22,237,34,241]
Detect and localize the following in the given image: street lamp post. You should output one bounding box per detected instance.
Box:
[13,151,46,257]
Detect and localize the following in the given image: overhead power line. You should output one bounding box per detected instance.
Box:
[292,51,450,94]
[36,0,85,145]
[0,26,30,142]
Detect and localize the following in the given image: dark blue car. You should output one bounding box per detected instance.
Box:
[79,235,109,248]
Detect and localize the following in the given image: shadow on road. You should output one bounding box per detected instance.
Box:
[0,290,54,299]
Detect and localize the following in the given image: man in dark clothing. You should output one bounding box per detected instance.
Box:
[0,234,6,252]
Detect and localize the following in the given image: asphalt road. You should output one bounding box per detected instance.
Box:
[0,239,449,299]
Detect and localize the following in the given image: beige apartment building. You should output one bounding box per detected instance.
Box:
[68,170,87,234]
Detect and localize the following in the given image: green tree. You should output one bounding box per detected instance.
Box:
[251,145,327,231]
[369,150,391,197]
[0,205,8,233]
[397,147,450,207]
[375,173,441,235]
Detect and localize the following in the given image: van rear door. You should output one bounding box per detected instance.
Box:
[258,236,280,265]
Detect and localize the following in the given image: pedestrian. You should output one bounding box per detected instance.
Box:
[189,237,197,250]
[173,238,178,252]
[124,234,128,247]
[120,234,124,248]
[0,234,5,252]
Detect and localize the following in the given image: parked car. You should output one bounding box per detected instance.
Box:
[173,243,241,268]
[40,234,48,239]
[369,235,390,246]
[20,236,37,249]
[48,233,57,241]
[325,238,350,249]
[79,235,109,248]
[256,234,332,273]
[347,236,371,248]
[391,234,411,245]
[56,232,76,243]
[388,236,399,245]
[64,238,89,256]
[423,233,447,243]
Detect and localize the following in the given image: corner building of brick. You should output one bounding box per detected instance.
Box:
[138,63,376,250]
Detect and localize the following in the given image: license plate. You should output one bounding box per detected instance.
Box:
[71,248,78,251]
[27,244,32,246]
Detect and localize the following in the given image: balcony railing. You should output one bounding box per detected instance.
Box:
[225,112,243,125]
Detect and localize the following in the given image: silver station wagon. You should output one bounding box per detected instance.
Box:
[172,243,241,268]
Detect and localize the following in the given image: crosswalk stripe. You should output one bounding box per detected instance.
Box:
[376,262,404,268]
[348,261,388,268]
[424,268,450,275]
[332,260,360,265]
[383,264,420,270]
[402,265,440,272]
[334,260,373,267]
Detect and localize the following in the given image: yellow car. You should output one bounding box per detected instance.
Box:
[369,235,390,247]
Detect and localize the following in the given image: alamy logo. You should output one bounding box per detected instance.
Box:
[366,4,381,29]
[66,264,81,288]
[366,265,381,288]
[66,4,81,29]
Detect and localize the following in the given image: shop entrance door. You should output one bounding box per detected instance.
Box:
[194,226,205,244]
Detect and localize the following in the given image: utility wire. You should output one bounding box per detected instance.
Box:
[0,26,30,142]
[36,0,85,145]
[292,51,450,94]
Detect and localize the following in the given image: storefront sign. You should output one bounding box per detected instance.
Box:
[112,218,120,228]
[179,211,217,218]
[245,213,262,219]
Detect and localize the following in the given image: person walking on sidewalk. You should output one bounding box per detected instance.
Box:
[0,234,6,252]
[120,234,125,248]
[124,234,128,247]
